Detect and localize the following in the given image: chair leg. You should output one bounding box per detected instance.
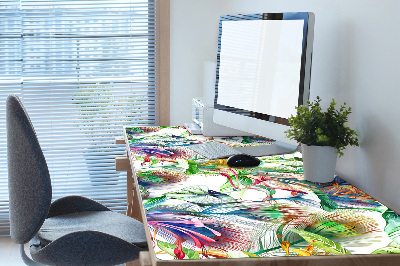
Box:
[20,244,46,266]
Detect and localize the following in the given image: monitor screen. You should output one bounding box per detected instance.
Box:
[217,19,304,119]
[213,13,314,154]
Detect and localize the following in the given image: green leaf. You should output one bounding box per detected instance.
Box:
[139,185,149,198]
[371,242,400,254]
[382,209,400,244]
[305,219,363,238]
[371,247,400,254]
[220,176,253,192]
[149,158,159,166]
[258,238,264,250]
[157,240,176,257]
[241,136,253,144]
[242,251,259,257]
[253,185,276,197]
[285,97,359,157]
[184,247,201,259]
[186,160,200,175]
[291,228,351,255]
[165,185,208,198]
[138,171,164,183]
[276,223,285,244]
[142,195,167,210]
[311,188,338,212]
[166,185,237,205]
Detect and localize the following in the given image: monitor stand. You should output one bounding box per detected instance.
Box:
[232,141,299,157]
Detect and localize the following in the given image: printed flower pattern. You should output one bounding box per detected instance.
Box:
[125,126,400,260]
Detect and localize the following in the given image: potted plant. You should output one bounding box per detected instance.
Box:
[285,96,359,183]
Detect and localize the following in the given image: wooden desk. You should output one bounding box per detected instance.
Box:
[116,126,400,266]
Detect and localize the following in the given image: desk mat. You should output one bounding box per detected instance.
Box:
[125,126,400,260]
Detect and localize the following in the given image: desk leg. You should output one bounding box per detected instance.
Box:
[124,259,140,266]
[127,169,134,218]
[139,252,152,266]
[127,170,143,223]
[124,252,151,266]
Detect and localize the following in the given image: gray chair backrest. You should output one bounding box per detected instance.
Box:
[7,94,52,244]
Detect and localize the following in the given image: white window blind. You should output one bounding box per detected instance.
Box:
[0,0,159,236]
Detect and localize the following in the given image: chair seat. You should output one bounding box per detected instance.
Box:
[37,211,147,248]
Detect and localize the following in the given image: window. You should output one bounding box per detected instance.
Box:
[0,0,169,236]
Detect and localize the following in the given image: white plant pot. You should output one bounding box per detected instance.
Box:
[301,144,338,183]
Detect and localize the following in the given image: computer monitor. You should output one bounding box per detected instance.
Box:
[213,12,315,156]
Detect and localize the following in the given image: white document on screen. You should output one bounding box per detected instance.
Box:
[217,19,304,119]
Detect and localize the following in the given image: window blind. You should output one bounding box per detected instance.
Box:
[0,0,159,236]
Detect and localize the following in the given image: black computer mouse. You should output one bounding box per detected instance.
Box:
[227,154,261,167]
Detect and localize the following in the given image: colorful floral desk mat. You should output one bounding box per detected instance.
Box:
[124,126,400,260]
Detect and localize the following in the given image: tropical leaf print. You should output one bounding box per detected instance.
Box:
[220,175,253,191]
[139,184,149,199]
[197,159,229,170]
[382,209,400,244]
[290,228,351,255]
[165,185,209,197]
[304,210,379,238]
[142,195,167,210]
[138,169,189,185]
[311,188,338,212]
[371,241,400,254]
[157,240,200,259]
[186,160,200,175]
[125,127,400,260]
[165,185,236,205]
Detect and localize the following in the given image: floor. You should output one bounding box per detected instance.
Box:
[0,237,25,266]
[0,236,141,266]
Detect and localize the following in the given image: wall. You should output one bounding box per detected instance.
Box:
[170,0,228,125]
[170,0,400,213]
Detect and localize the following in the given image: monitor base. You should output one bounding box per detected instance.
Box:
[233,141,299,157]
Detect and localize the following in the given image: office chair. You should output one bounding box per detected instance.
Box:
[6,94,148,265]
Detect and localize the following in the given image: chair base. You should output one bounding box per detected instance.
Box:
[20,244,45,266]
